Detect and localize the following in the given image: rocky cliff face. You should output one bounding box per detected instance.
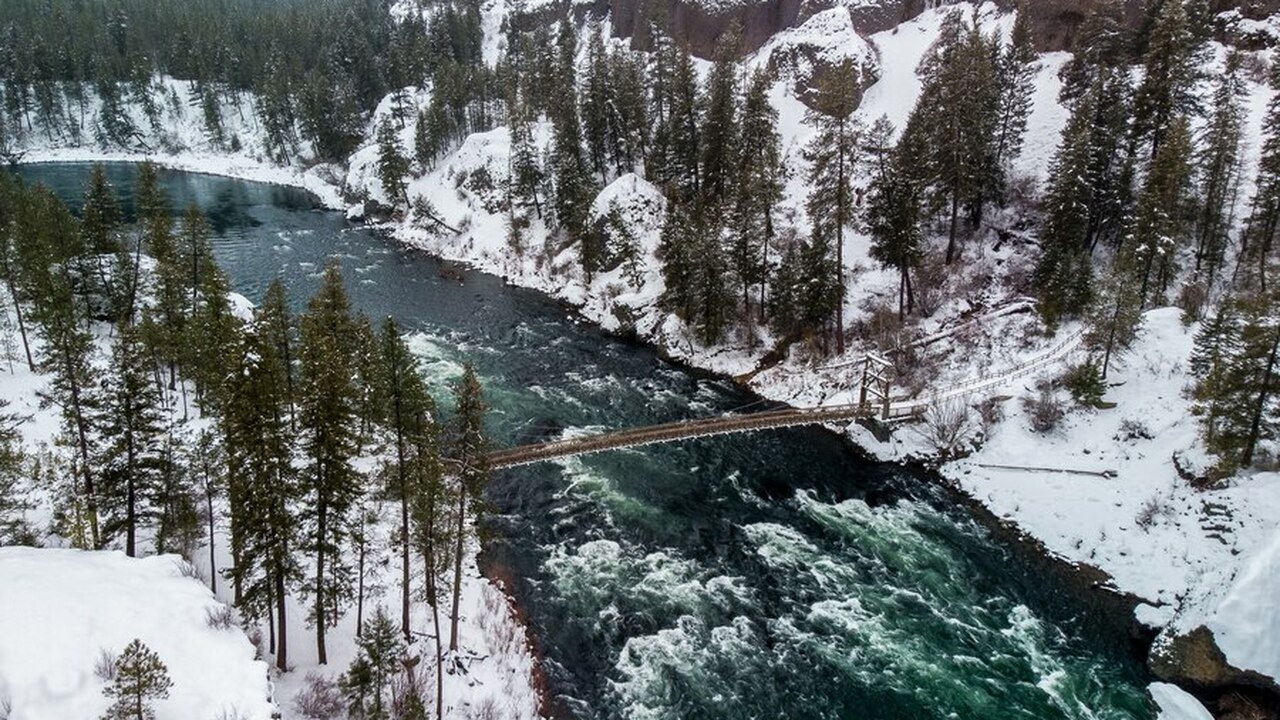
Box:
[592,0,1276,62]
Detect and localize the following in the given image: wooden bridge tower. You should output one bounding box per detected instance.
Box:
[858,353,893,419]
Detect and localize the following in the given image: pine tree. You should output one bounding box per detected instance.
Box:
[1059,0,1130,105]
[0,400,32,545]
[658,198,699,323]
[1192,50,1246,293]
[803,58,861,354]
[137,165,187,400]
[768,242,802,338]
[181,206,239,411]
[97,322,169,557]
[1191,286,1280,469]
[1035,85,1100,325]
[610,47,649,174]
[1082,66,1135,252]
[547,23,594,262]
[993,5,1038,174]
[257,278,297,429]
[80,164,127,320]
[508,101,544,219]
[446,364,488,652]
[379,316,438,642]
[1086,256,1145,378]
[26,188,102,548]
[580,25,617,183]
[1190,301,1242,452]
[298,264,363,665]
[408,390,448,720]
[700,30,741,212]
[865,118,923,320]
[1130,115,1193,308]
[650,40,702,200]
[101,639,172,720]
[377,116,410,206]
[729,68,784,326]
[1131,0,1203,158]
[342,608,405,720]
[1241,61,1280,289]
[224,323,299,671]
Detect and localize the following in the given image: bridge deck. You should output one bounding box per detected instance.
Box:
[486,403,913,469]
[485,328,1085,470]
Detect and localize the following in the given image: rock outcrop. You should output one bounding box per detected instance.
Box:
[1150,625,1280,701]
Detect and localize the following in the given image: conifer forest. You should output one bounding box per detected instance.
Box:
[2,0,1280,719]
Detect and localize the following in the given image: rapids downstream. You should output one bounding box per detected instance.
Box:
[15,163,1155,720]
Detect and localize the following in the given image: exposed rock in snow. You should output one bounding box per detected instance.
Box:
[754,7,881,106]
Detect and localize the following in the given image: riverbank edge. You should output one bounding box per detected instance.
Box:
[7,154,1224,717]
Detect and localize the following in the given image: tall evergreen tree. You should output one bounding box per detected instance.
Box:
[225,323,299,671]
[1241,61,1280,289]
[342,608,405,720]
[446,364,488,652]
[1192,50,1246,293]
[1191,285,1280,469]
[1131,0,1203,157]
[376,116,410,206]
[1130,115,1194,308]
[699,30,741,212]
[803,59,861,354]
[1035,85,1100,325]
[97,322,169,557]
[508,101,544,220]
[729,68,784,325]
[993,5,1038,176]
[865,118,923,320]
[378,316,438,642]
[580,25,617,183]
[912,12,1001,263]
[298,264,363,665]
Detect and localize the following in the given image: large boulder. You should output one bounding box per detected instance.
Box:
[1150,625,1280,697]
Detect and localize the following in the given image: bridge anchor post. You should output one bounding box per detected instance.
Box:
[859,353,893,420]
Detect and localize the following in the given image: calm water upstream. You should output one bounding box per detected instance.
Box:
[14,163,1154,720]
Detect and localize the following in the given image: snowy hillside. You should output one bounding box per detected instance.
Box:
[0,548,275,720]
[8,0,1280,715]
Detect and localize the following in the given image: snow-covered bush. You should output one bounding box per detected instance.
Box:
[204,605,236,631]
[93,648,118,682]
[1116,418,1154,441]
[293,673,344,720]
[1022,385,1064,434]
[976,397,1005,434]
[1062,362,1106,407]
[1135,495,1174,531]
[916,399,974,458]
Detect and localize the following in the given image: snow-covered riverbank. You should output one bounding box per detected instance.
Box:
[9,5,1279,716]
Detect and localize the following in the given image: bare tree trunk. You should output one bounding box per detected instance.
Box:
[275,559,289,671]
[2,275,34,371]
[315,497,328,665]
[449,488,466,652]
[205,477,216,594]
[945,190,960,265]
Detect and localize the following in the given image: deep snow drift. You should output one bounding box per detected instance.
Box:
[0,547,276,720]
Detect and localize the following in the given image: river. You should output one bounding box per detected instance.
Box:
[13,162,1154,720]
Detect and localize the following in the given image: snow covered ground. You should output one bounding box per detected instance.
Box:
[8,2,1280,715]
[0,303,540,719]
[0,547,275,720]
